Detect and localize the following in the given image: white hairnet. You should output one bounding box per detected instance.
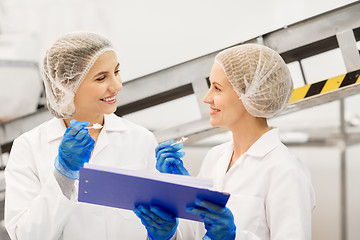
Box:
[215,43,293,118]
[41,32,115,118]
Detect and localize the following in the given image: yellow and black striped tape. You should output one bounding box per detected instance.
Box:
[290,69,360,103]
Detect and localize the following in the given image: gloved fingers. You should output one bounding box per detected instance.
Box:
[82,135,95,147]
[66,120,90,136]
[134,208,157,230]
[175,151,185,158]
[62,135,93,152]
[169,163,181,175]
[168,164,178,174]
[172,158,185,167]
[202,234,211,240]
[76,161,86,169]
[63,137,93,160]
[179,168,190,175]
[134,205,153,223]
[135,205,178,240]
[69,119,89,128]
[163,157,181,169]
[74,129,89,141]
[195,198,227,215]
[134,206,148,220]
[170,142,183,151]
[157,152,183,165]
[186,206,220,223]
[156,153,180,171]
[149,205,176,222]
[136,205,169,225]
[156,144,183,159]
[156,153,171,170]
[157,152,178,161]
[80,141,94,161]
[85,139,95,152]
[155,140,174,153]
[60,139,76,150]
[171,159,189,175]
[133,206,142,217]
[156,150,188,175]
[156,148,174,159]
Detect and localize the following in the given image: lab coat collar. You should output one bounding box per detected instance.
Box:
[214,141,235,189]
[102,113,127,132]
[46,113,127,142]
[213,129,281,188]
[245,128,281,158]
[46,118,67,142]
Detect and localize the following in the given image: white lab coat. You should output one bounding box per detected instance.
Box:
[176,128,315,240]
[5,113,157,240]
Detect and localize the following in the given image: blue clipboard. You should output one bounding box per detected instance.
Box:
[78,165,230,222]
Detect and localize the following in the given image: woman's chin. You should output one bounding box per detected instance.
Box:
[103,107,117,115]
[209,119,219,127]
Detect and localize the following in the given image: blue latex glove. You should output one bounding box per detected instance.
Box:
[155,140,189,175]
[134,204,178,240]
[55,119,95,179]
[186,198,236,240]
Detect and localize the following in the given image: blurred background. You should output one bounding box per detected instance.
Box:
[1,0,360,239]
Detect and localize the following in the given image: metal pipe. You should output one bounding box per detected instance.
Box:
[339,99,347,240]
[298,60,308,85]
[335,28,360,240]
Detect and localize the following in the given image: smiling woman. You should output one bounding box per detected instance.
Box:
[72,51,122,127]
[203,62,248,128]
[4,32,158,240]
[145,44,315,240]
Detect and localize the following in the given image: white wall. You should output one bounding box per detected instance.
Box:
[0,0,357,79]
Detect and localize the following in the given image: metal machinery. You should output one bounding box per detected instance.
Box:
[0,2,360,239]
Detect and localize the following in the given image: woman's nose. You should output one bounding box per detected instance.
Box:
[109,75,123,93]
[203,89,212,104]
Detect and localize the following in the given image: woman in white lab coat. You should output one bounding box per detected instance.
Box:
[136,44,315,240]
[4,32,157,240]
